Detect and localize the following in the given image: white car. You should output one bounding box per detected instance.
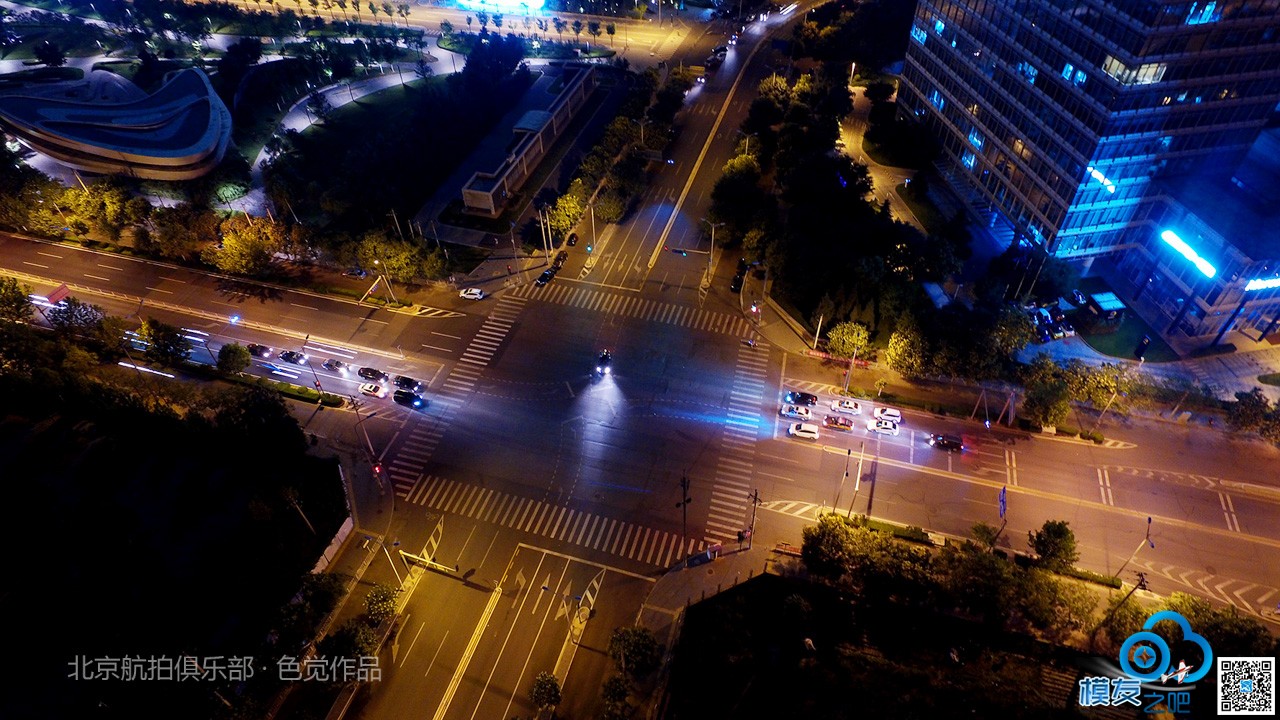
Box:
[787,422,820,441]
[359,383,386,398]
[868,418,900,436]
[831,399,862,415]
[873,407,903,423]
[779,404,812,421]
[459,288,485,300]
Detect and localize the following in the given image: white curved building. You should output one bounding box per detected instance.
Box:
[0,68,232,181]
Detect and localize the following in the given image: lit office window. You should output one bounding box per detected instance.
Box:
[1186,1,1220,25]
[929,89,945,110]
[1017,62,1038,84]
[968,128,984,150]
[934,19,945,35]
[1074,70,1087,87]
[962,151,976,169]
[911,25,927,45]
[1062,63,1074,80]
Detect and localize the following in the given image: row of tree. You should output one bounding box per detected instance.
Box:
[799,514,1277,660]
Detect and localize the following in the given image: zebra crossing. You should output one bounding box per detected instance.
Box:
[386,296,529,496]
[704,343,770,543]
[457,295,527,368]
[511,283,753,337]
[759,500,825,520]
[405,475,706,568]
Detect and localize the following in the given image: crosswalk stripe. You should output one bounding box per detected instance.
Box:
[612,524,630,554]
[471,489,494,518]
[595,518,615,549]
[562,511,582,541]
[706,518,739,532]
[634,528,652,560]
[547,507,567,537]
[426,478,453,508]
[514,499,534,529]
[627,526,644,557]
[579,515,599,545]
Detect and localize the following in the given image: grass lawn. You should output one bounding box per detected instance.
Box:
[1072,276,1180,362]
[895,182,946,235]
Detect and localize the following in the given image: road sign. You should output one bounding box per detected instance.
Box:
[999,486,1007,518]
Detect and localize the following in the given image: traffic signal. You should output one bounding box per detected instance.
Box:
[372,463,382,475]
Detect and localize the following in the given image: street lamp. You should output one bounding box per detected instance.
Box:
[1115,517,1155,579]
[736,129,757,155]
[702,218,723,284]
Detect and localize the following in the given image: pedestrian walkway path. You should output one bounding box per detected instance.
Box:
[703,342,769,543]
[454,294,527,369]
[403,474,706,569]
[512,281,754,337]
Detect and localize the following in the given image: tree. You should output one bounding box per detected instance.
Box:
[800,514,857,583]
[1227,388,1272,433]
[46,297,105,340]
[1012,568,1096,641]
[883,315,927,379]
[529,671,561,710]
[202,215,286,277]
[606,22,616,46]
[1028,519,1079,571]
[0,276,32,324]
[34,40,65,67]
[827,321,869,360]
[1021,371,1071,427]
[571,19,584,46]
[439,18,453,36]
[553,17,567,41]
[364,584,398,626]
[970,521,1000,550]
[599,674,633,720]
[607,626,660,678]
[987,305,1036,359]
[317,618,379,671]
[217,342,251,374]
[137,317,193,366]
[935,540,1015,627]
[587,20,602,46]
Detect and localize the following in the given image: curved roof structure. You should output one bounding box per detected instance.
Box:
[0,68,231,181]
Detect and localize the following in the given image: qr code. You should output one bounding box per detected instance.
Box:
[1218,657,1275,716]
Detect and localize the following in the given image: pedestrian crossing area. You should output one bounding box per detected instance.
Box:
[386,296,529,495]
[759,500,824,521]
[457,295,527,368]
[404,475,707,568]
[511,283,753,338]
[704,343,769,543]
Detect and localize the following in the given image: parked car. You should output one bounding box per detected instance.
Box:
[393,390,426,409]
[536,269,555,287]
[322,359,350,374]
[1059,320,1076,337]
[394,375,423,392]
[566,232,578,247]
[928,433,964,452]
[873,407,902,423]
[830,399,862,415]
[730,273,744,293]
[553,250,569,269]
[343,268,368,278]
[822,415,854,432]
[459,288,485,300]
[358,367,389,383]
[359,383,386,398]
[1049,323,1066,340]
[868,418,900,436]
[784,390,819,406]
[787,422,820,441]
[780,404,812,421]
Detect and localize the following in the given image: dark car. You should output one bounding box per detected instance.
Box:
[322,359,350,374]
[928,433,964,452]
[784,390,819,407]
[246,343,273,358]
[566,232,578,247]
[595,349,613,376]
[342,267,368,279]
[536,269,556,287]
[553,250,569,269]
[730,273,744,293]
[358,367,389,383]
[394,375,423,392]
[279,350,308,365]
[393,390,426,409]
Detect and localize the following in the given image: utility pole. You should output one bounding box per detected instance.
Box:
[747,489,760,550]
[848,442,866,517]
[833,448,852,515]
[813,314,823,349]
[676,475,692,550]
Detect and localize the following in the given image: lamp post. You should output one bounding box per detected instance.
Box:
[1115,517,1155,579]
[702,218,723,284]
[736,130,756,154]
[589,203,597,250]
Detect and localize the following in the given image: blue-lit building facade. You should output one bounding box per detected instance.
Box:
[899,0,1280,341]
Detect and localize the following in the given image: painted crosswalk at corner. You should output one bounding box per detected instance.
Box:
[704,343,769,544]
[405,475,705,568]
[513,283,753,337]
[457,295,526,369]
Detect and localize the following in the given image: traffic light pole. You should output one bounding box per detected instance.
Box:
[747,489,760,551]
[677,475,692,553]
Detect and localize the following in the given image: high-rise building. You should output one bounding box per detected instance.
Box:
[899,0,1280,342]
